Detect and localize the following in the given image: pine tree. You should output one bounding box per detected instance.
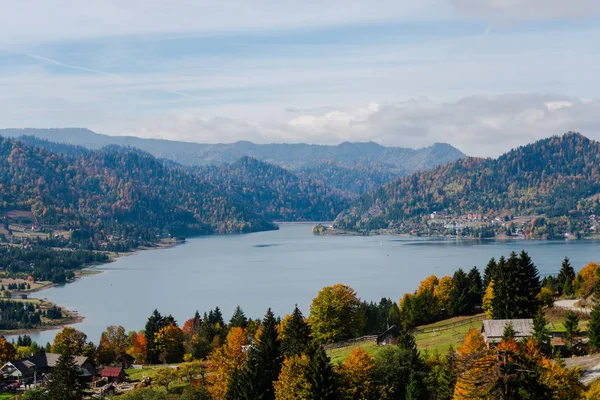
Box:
[388,302,402,327]
[515,250,541,318]
[557,257,575,296]
[230,308,282,400]
[501,322,516,341]
[588,286,600,352]
[145,309,164,364]
[307,343,336,400]
[563,310,580,349]
[406,371,423,400]
[449,269,470,316]
[47,348,84,400]
[230,305,248,328]
[532,311,550,353]
[192,310,202,333]
[492,255,520,319]
[467,266,483,310]
[483,257,497,289]
[437,348,457,400]
[281,306,311,358]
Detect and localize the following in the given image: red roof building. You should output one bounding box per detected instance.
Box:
[101,367,127,383]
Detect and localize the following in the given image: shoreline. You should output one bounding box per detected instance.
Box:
[1,238,181,337]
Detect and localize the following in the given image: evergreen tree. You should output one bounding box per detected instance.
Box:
[437,348,457,400]
[230,308,282,400]
[210,307,224,326]
[563,310,580,349]
[405,371,422,400]
[449,269,470,316]
[230,306,248,328]
[532,311,551,354]
[47,348,84,400]
[467,266,483,310]
[588,286,600,352]
[483,257,497,289]
[281,306,311,358]
[192,310,202,333]
[388,302,402,327]
[306,343,336,400]
[515,250,541,318]
[556,257,576,296]
[492,255,520,319]
[145,309,164,364]
[501,322,516,341]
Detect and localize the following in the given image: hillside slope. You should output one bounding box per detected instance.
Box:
[334,132,600,233]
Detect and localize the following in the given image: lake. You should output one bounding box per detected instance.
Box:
[16,223,600,345]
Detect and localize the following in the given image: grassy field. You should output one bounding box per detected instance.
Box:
[0,394,17,400]
[326,314,486,363]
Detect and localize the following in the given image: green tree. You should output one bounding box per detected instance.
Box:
[467,266,483,310]
[588,294,600,352]
[388,302,402,327]
[515,250,541,318]
[281,305,311,358]
[229,308,282,400]
[563,310,580,349]
[229,306,248,328]
[492,255,520,319]
[483,257,497,289]
[308,284,363,343]
[502,322,516,341]
[449,269,470,316]
[47,348,84,400]
[145,310,165,364]
[556,257,576,296]
[307,343,336,400]
[532,311,550,354]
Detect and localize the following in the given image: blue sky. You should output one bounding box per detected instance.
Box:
[1,0,599,156]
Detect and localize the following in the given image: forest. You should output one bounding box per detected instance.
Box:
[334,132,600,235]
[9,251,600,399]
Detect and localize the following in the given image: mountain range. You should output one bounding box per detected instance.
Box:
[333,132,600,236]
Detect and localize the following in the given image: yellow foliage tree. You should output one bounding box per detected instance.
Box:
[454,329,495,400]
[336,347,378,400]
[308,284,363,344]
[154,323,185,364]
[96,325,128,365]
[0,336,16,364]
[206,327,248,399]
[274,354,312,400]
[417,275,439,294]
[51,327,88,355]
[540,357,583,399]
[585,378,600,400]
[434,276,454,310]
[575,262,600,297]
[482,281,494,319]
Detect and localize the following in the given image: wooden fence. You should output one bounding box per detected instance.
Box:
[412,315,485,335]
[323,335,378,350]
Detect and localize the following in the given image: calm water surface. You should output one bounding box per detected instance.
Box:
[18,223,600,344]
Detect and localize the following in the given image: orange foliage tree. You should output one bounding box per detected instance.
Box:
[336,347,378,399]
[454,329,495,399]
[0,336,16,364]
[128,332,148,364]
[206,327,248,398]
[575,262,600,297]
[417,275,439,294]
[96,325,128,365]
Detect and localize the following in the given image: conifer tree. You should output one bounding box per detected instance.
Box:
[449,269,470,316]
[388,302,402,327]
[437,348,457,400]
[145,309,164,364]
[502,322,516,341]
[230,308,282,400]
[492,255,520,319]
[230,305,248,328]
[515,250,541,318]
[47,348,84,400]
[281,306,311,358]
[483,257,497,289]
[406,371,423,400]
[532,311,550,353]
[557,257,576,296]
[563,310,580,349]
[587,286,600,352]
[306,343,336,400]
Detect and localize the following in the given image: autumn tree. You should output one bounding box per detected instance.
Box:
[336,347,378,400]
[51,327,90,356]
[206,327,248,399]
[454,329,495,399]
[308,284,363,343]
[178,360,205,384]
[154,367,178,392]
[155,323,185,364]
[128,331,148,364]
[0,336,16,364]
[434,276,454,313]
[229,308,282,400]
[574,262,600,297]
[280,305,311,358]
[273,354,312,400]
[482,281,494,319]
[96,325,128,365]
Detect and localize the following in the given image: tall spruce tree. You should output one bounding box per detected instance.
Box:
[467,266,483,310]
[437,347,457,400]
[449,269,470,316]
[230,305,248,328]
[491,255,520,319]
[307,343,336,400]
[230,308,282,400]
[515,251,541,318]
[532,311,551,354]
[145,309,164,364]
[483,257,498,289]
[281,305,311,357]
[47,348,84,400]
[588,285,600,352]
[563,310,580,349]
[557,257,576,296]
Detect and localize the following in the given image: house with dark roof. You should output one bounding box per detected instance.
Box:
[377,325,401,346]
[115,354,135,369]
[101,366,127,383]
[481,319,534,347]
[0,353,95,384]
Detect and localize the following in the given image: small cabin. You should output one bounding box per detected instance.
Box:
[101,367,127,383]
[115,354,135,369]
[481,319,533,348]
[377,325,401,346]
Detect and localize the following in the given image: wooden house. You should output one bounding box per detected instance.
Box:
[377,325,401,346]
[101,366,127,383]
[481,319,533,348]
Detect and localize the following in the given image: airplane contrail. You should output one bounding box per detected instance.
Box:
[2,49,202,101]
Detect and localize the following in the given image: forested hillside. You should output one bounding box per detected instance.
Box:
[196,157,350,221]
[334,132,600,233]
[2,128,465,196]
[0,137,276,238]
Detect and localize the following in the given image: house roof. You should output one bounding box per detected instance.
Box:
[377,325,400,342]
[116,354,135,363]
[2,353,92,376]
[101,367,125,378]
[482,319,534,343]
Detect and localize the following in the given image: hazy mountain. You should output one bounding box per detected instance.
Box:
[334,132,600,231]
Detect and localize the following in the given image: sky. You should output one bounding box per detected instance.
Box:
[1,0,599,157]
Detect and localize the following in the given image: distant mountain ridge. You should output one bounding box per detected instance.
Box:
[334,132,600,235]
[0,128,465,173]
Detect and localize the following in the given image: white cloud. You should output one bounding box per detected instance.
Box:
[121,94,600,157]
[449,0,600,19]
